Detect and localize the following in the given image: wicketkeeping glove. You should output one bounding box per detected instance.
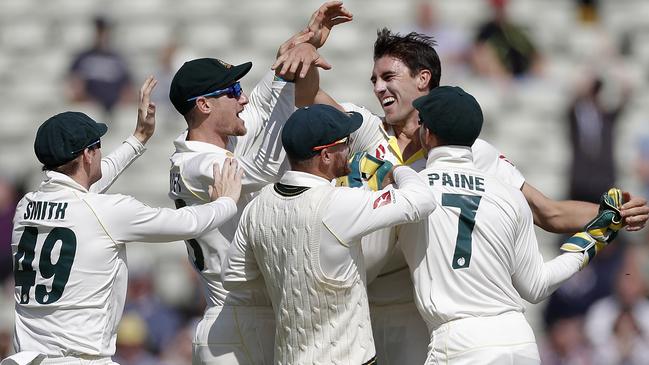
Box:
[560,188,624,269]
[560,232,608,269]
[336,152,394,191]
[584,188,624,242]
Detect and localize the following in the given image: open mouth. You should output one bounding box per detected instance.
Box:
[382,96,396,107]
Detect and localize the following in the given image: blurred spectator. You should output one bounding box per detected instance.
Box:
[567,73,630,203]
[635,135,649,201]
[471,0,541,80]
[159,322,196,365]
[124,270,182,354]
[67,16,133,116]
[585,246,649,365]
[402,1,470,81]
[0,175,24,282]
[577,0,600,24]
[0,328,11,359]
[544,238,628,326]
[539,316,593,365]
[113,313,158,365]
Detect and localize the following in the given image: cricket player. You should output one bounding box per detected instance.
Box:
[222,104,436,365]
[275,27,649,364]
[398,86,623,364]
[166,3,353,364]
[7,82,244,365]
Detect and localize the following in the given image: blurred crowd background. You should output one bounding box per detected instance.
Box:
[1,0,649,364]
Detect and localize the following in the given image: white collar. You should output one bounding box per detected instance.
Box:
[426,145,474,168]
[173,130,233,154]
[40,171,88,193]
[279,171,332,188]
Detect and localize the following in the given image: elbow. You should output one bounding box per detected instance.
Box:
[524,294,545,305]
[414,189,437,218]
[416,199,437,219]
[521,284,551,304]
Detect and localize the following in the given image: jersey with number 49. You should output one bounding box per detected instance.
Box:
[11,139,237,357]
[399,146,583,330]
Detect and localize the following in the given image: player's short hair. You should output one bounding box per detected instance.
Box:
[373,28,441,90]
[43,158,80,175]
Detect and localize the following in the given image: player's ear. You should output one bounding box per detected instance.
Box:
[417,69,432,91]
[320,148,332,164]
[195,97,211,114]
[79,148,92,166]
[420,126,436,150]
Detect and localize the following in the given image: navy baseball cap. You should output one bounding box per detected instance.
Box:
[34,111,107,168]
[413,86,483,147]
[169,58,252,115]
[281,104,363,160]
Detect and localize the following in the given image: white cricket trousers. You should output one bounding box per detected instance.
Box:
[370,302,429,365]
[192,305,275,365]
[0,353,116,365]
[426,311,540,365]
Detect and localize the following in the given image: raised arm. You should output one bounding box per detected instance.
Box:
[272,1,352,109]
[91,76,157,193]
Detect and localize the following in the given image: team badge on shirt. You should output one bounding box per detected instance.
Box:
[374,144,386,160]
[373,190,394,209]
[499,154,515,166]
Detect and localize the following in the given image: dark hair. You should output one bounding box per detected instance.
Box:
[42,158,80,175]
[373,28,441,90]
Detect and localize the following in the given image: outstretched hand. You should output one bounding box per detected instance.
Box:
[134,76,157,144]
[305,1,353,49]
[272,43,331,80]
[275,1,353,59]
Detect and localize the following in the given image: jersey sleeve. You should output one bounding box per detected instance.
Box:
[510,189,583,303]
[233,71,296,187]
[90,136,146,194]
[340,102,387,155]
[221,206,265,289]
[323,166,436,246]
[472,138,525,190]
[95,194,237,244]
[177,151,233,202]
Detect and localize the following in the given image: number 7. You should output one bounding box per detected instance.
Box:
[442,193,482,269]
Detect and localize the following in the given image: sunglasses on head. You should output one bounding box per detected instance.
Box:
[186,82,243,101]
[312,136,349,152]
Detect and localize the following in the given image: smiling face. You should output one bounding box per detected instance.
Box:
[371,56,429,126]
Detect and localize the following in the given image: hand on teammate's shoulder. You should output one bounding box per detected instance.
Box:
[209,158,244,203]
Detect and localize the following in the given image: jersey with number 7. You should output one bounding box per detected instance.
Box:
[399,146,583,331]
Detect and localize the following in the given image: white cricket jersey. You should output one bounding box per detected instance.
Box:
[222,167,435,364]
[168,71,295,307]
[12,150,237,357]
[399,146,583,330]
[341,103,526,304]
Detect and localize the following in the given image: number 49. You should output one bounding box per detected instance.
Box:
[13,226,77,304]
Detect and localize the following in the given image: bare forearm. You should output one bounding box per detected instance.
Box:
[295,67,320,107]
[522,183,597,233]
